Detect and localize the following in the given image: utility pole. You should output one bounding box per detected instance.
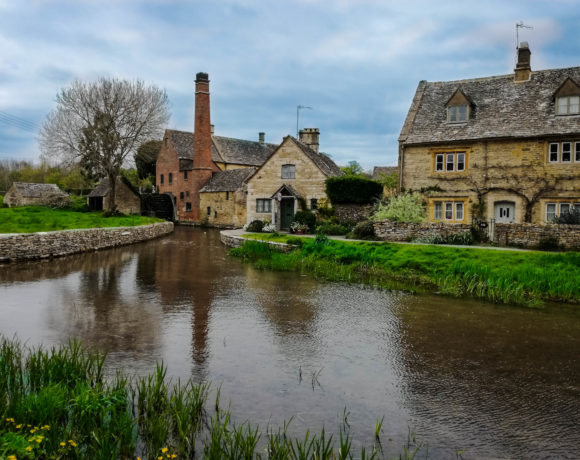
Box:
[516,21,533,48]
[296,105,312,137]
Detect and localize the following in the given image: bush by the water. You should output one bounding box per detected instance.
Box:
[245,219,264,232]
[293,210,316,231]
[325,176,383,204]
[351,220,376,240]
[315,222,350,235]
[372,192,425,223]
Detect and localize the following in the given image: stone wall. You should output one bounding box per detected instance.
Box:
[0,222,174,263]
[220,231,294,252]
[200,189,246,228]
[373,220,472,242]
[333,204,373,223]
[494,223,580,249]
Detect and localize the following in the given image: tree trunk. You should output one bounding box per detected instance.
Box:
[107,173,117,214]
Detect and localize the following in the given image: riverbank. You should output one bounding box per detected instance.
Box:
[0,221,174,263]
[224,231,580,307]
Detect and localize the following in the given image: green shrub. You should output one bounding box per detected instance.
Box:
[536,236,560,251]
[556,209,580,225]
[414,231,473,246]
[285,236,303,247]
[245,220,264,232]
[293,210,316,231]
[325,176,383,204]
[352,220,376,240]
[372,192,425,223]
[315,223,350,235]
[0,195,4,208]
[67,195,89,212]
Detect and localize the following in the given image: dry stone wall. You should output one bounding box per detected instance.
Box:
[494,223,580,249]
[373,220,472,242]
[333,204,373,223]
[0,222,174,263]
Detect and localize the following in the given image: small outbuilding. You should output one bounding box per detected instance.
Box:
[4,182,70,208]
[88,176,141,215]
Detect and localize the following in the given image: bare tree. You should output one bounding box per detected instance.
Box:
[40,78,170,213]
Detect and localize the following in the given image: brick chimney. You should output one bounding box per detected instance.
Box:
[259,132,265,144]
[193,72,212,168]
[514,42,531,82]
[299,128,320,153]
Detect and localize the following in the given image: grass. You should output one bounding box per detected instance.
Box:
[231,235,580,307]
[0,337,427,459]
[0,206,162,233]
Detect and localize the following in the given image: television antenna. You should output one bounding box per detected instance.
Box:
[296,105,312,137]
[516,21,533,48]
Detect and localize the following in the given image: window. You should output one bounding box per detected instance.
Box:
[179,192,184,200]
[434,201,443,220]
[185,202,192,212]
[448,105,468,122]
[435,154,444,171]
[160,174,164,185]
[184,170,188,180]
[562,142,572,162]
[310,198,318,210]
[226,191,229,200]
[557,95,580,115]
[435,151,467,173]
[186,191,190,197]
[281,164,296,179]
[576,142,580,162]
[169,173,173,184]
[549,143,559,162]
[546,203,557,221]
[206,206,211,217]
[256,199,272,213]
[455,202,464,221]
[560,203,571,215]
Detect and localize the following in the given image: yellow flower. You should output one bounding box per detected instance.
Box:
[68,439,77,447]
[158,457,163,460]
[161,447,169,453]
[6,417,15,423]
[171,455,177,459]
[41,425,50,430]
[60,442,66,447]
[26,446,32,452]
[8,455,17,460]
[16,424,22,429]
[35,436,43,443]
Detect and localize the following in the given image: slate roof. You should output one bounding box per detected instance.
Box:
[11,182,67,197]
[400,66,580,146]
[291,137,343,177]
[199,168,256,193]
[166,129,276,166]
[89,177,139,197]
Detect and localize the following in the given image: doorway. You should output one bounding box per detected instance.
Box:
[280,198,295,230]
[494,201,515,223]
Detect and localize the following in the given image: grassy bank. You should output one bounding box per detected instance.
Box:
[0,337,421,459]
[0,206,161,233]
[231,235,580,307]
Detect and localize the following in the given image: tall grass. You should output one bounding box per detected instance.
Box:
[0,337,424,459]
[232,237,580,307]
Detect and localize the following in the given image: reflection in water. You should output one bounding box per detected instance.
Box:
[0,227,579,458]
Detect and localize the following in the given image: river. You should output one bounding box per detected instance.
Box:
[0,227,578,458]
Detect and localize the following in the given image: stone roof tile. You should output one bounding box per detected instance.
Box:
[199,168,256,193]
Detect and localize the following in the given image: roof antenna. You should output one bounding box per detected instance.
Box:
[296,105,312,137]
[516,21,533,48]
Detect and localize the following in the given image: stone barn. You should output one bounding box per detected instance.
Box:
[88,176,141,215]
[4,182,70,208]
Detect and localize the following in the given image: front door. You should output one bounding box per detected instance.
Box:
[494,201,515,223]
[280,198,295,230]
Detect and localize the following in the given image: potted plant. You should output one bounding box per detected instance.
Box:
[290,221,309,234]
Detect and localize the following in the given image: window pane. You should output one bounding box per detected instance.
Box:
[560,203,571,215]
[575,143,580,162]
[434,202,442,220]
[549,143,559,162]
[435,154,444,171]
[570,96,579,113]
[558,97,568,114]
[446,154,454,171]
[458,105,467,121]
[546,203,556,221]
[445,202,453,220]
[455,202,464,220]
[562,142,571,162]
[456,153,465,171]
[282,164,295,179]
[448,107,456,122]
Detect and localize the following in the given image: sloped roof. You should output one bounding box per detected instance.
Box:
[400,66,580,146]
[11,182,67,198]
[372,166,398,180]
[166,129,276,166]
[89,177,139,198]
[199,168,256,192]
[291,137,343,177]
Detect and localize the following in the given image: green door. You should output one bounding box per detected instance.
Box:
[280,199,294,230]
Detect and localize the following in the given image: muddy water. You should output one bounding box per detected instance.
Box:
[0,227,578,458]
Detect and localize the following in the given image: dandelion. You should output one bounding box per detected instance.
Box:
[161,447,168,453]
[6,417,15,423]
[158,457,163,460]
[41,425,50,430]
[8,455,16,460]
[35,436,44,443]
[25,446,32,452]
[16,424,22,429]
[60,442,66,447]
[68,439,77,447]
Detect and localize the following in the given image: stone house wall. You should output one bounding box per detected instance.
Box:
[106,182,141,215]
[373,220,473,242]
[333,204,373,223]
[200,189,247,228]
[401,138,580,224]
[0,222,174,263]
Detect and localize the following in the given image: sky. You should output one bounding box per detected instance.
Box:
[1,0,580,171]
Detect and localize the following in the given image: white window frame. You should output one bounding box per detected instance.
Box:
[448,105,468,123]
[435,154,444,171]
[546,203,557,222]
[434,201,442,220]
[256,199,272,213]
[549,143,559,163]
[575,142,580,162]
[455,202,464,221]
[557,95,580,115]
[456,152,465,171]
[559,203,571,215]
[435,152,467,173]
[446,153,454,171]
[562,142,572,162]
[444,202,453,220]
[281,164,296,179]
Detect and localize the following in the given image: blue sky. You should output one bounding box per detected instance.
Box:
[1,0,579,170]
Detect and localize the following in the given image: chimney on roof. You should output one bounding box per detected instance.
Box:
[193,72,212,168]
[211,124,214,135]
[299,128,320,153]
[259,132,265,144]
[514,42,531,82]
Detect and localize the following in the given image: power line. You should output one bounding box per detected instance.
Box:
[0,111,40,133]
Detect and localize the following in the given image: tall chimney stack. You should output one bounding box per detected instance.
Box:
[193,72,212,168]
[299,128,320,153]
[514,42,531,82]
[259,132,265,145]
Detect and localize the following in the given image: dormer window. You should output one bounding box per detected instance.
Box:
[554,78,580,116]
[445,88,472,123]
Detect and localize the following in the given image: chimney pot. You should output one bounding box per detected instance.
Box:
[299,128,320,153]
[259,132,265,144]
[514,42,531,82]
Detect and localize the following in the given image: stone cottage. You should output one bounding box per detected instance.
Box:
[156,72,276,224]
[88,176,141,215]
[399,42,580,224]
[4,182,70,208]
[246,129,343,230]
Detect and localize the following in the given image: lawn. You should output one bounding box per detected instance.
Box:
[0,206,162,233]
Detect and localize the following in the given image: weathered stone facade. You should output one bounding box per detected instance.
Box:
[333,204,373,223]
[220,230,294,252]
[373,220,472,242]
[88,177,141,215]
[0,222,174,263]
[199,189,247,228]
[4,182,70,208]
[494,223,580,249]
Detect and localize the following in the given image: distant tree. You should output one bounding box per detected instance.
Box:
[372,192,425,223]
[40,78,170,213]
[341,160,365,177]
[377,171,398,190]
[135,139,162,180]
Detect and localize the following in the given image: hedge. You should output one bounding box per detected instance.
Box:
[325,176,383,204]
